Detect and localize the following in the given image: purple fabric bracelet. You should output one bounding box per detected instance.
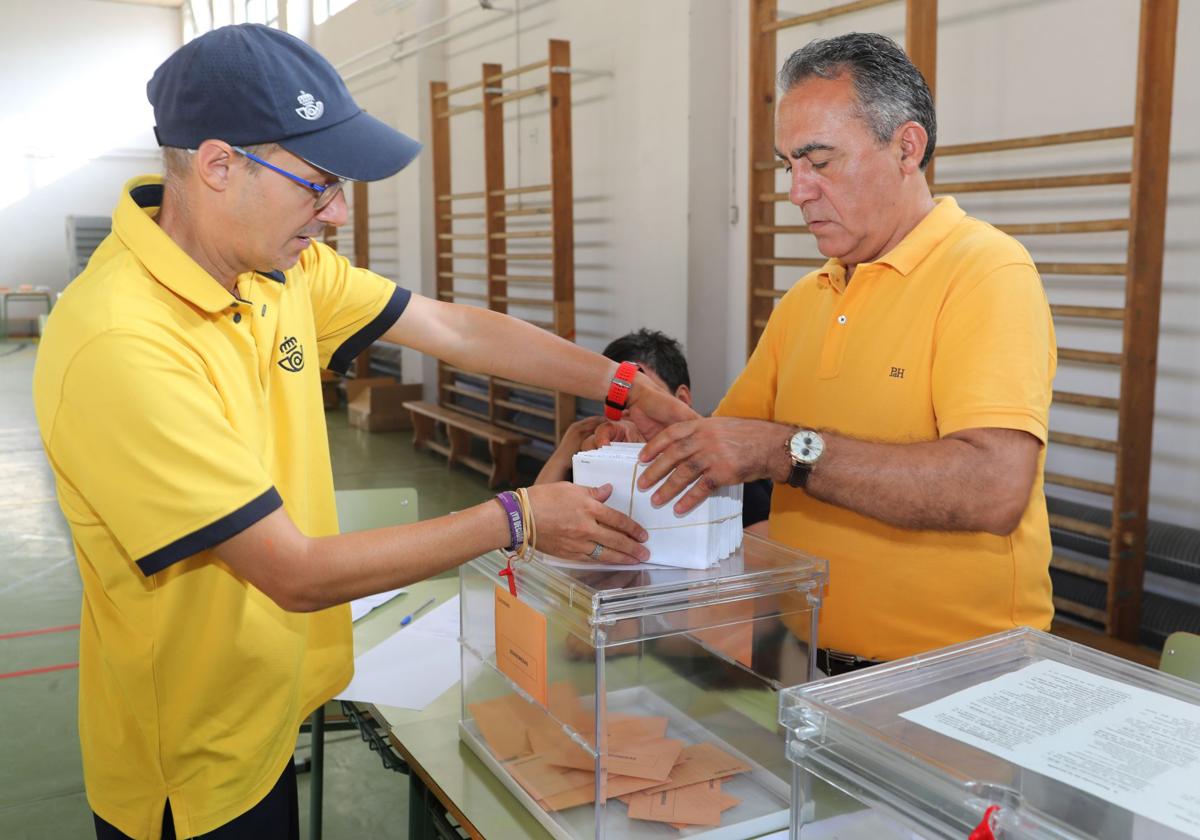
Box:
[494,491,524,552]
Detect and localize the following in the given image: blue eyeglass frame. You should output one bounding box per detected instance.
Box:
[231,145,344,209]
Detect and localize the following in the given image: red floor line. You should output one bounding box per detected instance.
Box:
[0,662,79,680]
[0,623,80,641]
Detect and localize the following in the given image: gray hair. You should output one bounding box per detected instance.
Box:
[161,142,279,182]
[778,33,936,170]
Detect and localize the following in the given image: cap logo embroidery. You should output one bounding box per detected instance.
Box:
[295,91,324,121]
[278,336,305,372]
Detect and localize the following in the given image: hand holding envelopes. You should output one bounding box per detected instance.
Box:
[572,443,742,569]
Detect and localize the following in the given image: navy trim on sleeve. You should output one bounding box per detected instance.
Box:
[328,285,410,375]
[136,488,283,576]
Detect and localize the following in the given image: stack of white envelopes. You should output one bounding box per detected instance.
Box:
[572,443,742,569]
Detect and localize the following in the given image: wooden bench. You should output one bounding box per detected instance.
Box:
[403,401,527,489]
[1050,619,1161,669]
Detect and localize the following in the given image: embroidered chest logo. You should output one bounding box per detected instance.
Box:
[295,91,324,121]
[278,336,305,373]
[889,367,906,379]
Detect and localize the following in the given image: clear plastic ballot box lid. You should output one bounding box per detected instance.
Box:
[778,627,1200,840]
[459,532,828,839]
[466,531,828,649]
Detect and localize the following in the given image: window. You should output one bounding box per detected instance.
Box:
[313,0,358,26]
[244,0,280,26]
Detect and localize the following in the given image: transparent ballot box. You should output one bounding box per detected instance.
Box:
[779,627,1200,840]
[459,532,828,839]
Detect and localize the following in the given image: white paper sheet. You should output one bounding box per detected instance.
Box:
[335,596,461,711]
[901,659,1200,838]
[349,587,407,622]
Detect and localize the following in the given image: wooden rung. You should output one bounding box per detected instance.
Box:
[996,219,1130,235]
[763,0,897,32]
[752,318,769,329]
[934,172,1131,194]
[1050,304,1125,321]
[438,271,489,281]
[1053,390,1119,410]
[441,401,491,423]
[438,233,488,241]
[495,252,553,261]
[753,225,810,234]
[485,58,550,83]
[1050,553,1109,583]
[437,290,488,302]
[1052,596,1109,625]
[442,252,487,260]
[1036,262,1126,276]
[441,212,486,220]
[494,417,556,444]
[494,398,556,421]
[1044,472,1115,496]
[490,184,551,197]
[433,78,485,100]
[1049,513,1112,542]
[754,160,787,171]
[1049,431,1119,454]
[493,377,555,398]
[1058,347,1122,366]
[938,126,1134,157]
[495,206,552,217]
[491,85,548,106]
[527,320,556,331]
[491,230,553,239]
[753,257,826,268]
[437,191,486,201]
[496,274,553,284]
[441,383,488,401]
[753,287,788,299]
[438,102,484,118]
[442,365,486,383]
[496,296,553,308]
[758,192,790,203]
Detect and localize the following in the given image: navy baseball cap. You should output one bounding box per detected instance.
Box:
[147,24,420,181]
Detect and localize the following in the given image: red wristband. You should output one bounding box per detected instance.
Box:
[604,361,639,421]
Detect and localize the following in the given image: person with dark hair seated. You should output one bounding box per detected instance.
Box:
[536,328,771,529]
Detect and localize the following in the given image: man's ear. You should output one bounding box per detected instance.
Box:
[895,121,928,175]
[674,384,693,407]
[193,139,235,194]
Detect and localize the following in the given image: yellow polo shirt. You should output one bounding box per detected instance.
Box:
[33,176,408,839]
[717,197,1056,661]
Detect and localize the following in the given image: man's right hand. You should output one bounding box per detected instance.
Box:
[526,482,649,564]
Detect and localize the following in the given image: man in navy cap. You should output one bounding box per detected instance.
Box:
[33,24,691,840]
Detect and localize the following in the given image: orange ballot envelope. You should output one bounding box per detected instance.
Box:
[494,585,548,706]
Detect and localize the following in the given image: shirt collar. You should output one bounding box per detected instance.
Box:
[113,176,286,314]
[817,196,966,289]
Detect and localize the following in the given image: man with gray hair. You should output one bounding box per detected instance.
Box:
[631,33,1057,675]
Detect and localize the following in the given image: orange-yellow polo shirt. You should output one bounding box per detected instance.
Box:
[716,197,1056,661]
[32,176,408,839]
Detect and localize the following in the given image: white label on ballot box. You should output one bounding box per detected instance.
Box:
[901,659,1200,838]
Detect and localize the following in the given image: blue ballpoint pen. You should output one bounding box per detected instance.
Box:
[400,597,436,627]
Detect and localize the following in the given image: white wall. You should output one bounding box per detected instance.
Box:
[0,0,180,326]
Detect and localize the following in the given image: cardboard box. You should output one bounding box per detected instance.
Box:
[342,375,397,403]
[347,382,424,432]
[320,370,340,410]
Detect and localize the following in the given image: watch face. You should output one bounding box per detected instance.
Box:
[789,431,824,464]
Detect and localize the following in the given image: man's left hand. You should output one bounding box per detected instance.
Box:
[636,417,791,514]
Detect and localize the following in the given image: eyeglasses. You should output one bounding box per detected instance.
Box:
[231,145,345,211]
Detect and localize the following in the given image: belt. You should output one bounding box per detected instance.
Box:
[816,648,885,677]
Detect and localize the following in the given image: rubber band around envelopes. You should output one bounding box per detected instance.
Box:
[572,443,742,569]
